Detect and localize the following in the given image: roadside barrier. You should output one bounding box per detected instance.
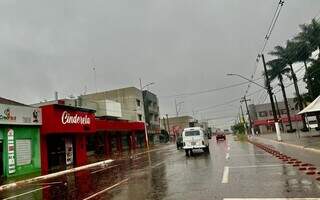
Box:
[0,159,114,192]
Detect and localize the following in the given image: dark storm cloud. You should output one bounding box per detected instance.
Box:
[0,0,319,129]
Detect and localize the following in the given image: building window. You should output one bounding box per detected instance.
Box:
[259,111,268,117]
[16,139,32,166]
[136,99,141,107]
[281,109,287,115]
[138,114,142,121]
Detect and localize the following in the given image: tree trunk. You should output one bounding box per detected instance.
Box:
[303,61,308,72]
[289,64,308,130]
[304,60,314,99]
[279,75,293,131]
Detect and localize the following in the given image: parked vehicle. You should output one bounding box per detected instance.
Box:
[176,136,183,149]
[216,133,226,141]
[182,127,209,156]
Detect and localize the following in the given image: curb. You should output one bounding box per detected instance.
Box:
[253,136,320,154]
[0,159,114,192]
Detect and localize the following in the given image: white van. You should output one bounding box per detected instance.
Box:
[182,127,210,156]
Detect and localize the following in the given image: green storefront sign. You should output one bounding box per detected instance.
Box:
[0,103,42,178]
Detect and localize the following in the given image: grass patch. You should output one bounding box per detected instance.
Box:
[236,134,248,141]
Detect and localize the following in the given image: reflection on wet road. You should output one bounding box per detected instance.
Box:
[1,135,320,199]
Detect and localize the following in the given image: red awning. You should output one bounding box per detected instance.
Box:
[253,115,303,126]
[96,119,145,132]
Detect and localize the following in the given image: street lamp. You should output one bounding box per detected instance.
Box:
[139,78,155,150]
[174,99,184,117]
[226,73,267,89]
[227,68,282,141]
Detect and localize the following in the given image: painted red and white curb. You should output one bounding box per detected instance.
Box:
[248,140,320,182]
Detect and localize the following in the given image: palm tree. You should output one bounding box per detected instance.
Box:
[269,40,308,131]
[297,18,320,129]
[296,18,320,59]
[266,59,294,132]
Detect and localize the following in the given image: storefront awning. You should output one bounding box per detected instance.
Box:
[96,119,145,132]
[298,95,320,115]
[253,115,302,126]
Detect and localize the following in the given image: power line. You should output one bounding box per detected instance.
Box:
[245,0,285,96]
[160,78,262,98]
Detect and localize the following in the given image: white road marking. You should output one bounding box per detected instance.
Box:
[152,161,166,169]
[222,166,229,184]
[229,164,290,169]
[230,154,268,157]
[3,186,51,200]
[224,198,320,200]
[90,164,120,174]
[226,153,230,160]
[83,178,129,200]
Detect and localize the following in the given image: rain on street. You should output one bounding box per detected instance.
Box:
[2,136,320,200]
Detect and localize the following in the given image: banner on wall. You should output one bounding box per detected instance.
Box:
[65,138,74,165]
[0,104,42,125]
[7,129,15,174]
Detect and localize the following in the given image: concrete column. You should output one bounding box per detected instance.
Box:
[40,135,48,175]
[75,135,87,167]
[104,133,112,158]
[130,131,137,150]
[116,133,122,153]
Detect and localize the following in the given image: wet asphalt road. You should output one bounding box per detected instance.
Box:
[2,135,320,200]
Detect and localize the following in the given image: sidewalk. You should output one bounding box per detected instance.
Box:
[256,130,320,150]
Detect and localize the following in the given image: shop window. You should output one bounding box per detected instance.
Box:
[136,99,141,107]
[259,111,268,117]
[281,109,287,114]
[138,114,142,121]
[122,135,129,150]
[86,135,95,156]
[16,139,32,166]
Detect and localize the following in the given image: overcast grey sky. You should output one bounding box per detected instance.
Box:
[0,0,319,129]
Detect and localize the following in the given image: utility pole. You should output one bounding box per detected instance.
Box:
[174,99,184,117]
[241,96,254,136]
[240,104,248,135]
[139,78,149,150]
[262,54,282,141]
[162,117,167,132]
[174,99,178,117]
[274,95,284,132]
[166,114,170,135]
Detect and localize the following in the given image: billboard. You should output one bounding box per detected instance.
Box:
[0,104,42,125]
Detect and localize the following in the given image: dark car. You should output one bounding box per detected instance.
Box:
[216,133,226,141]
[176,136,183,149]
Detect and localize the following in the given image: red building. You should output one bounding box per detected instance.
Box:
[40,103,146,174]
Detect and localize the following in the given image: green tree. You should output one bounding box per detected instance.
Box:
[231,122,246,135]
[304,59,320,99]
[269,40,308,130]
[266,59,294,132]
[296,18,320,58]
[295,19,320,98]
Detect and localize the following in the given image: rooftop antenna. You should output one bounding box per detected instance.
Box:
[92,58,97,93]
[84,85,87,95]
[54,91,58,100]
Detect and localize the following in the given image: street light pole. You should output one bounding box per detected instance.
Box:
[174,98,184,117]
[227,60,282,141]
[139,78,155,150]
[261,54,282,141]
